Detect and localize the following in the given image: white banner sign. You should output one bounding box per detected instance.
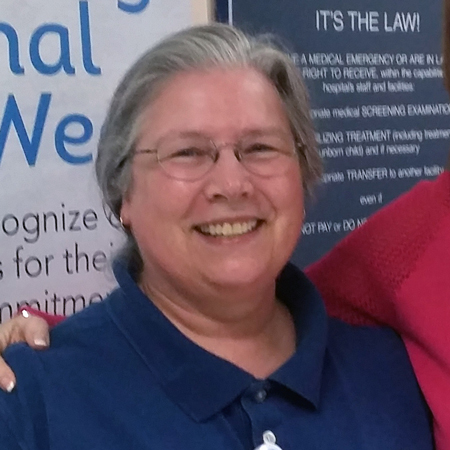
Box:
[0,0,209,321]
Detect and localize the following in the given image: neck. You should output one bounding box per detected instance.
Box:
[139,275,296,378]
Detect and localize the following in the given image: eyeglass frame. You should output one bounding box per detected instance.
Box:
[128,132,303,181]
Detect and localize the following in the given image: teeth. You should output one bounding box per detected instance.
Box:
[223,223,232,235]
[199,220,258,237]
[232,223,242,234]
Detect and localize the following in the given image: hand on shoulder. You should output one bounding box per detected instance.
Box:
[0,311,50,392]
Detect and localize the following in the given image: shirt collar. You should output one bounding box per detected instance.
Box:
[271,263,328,408]
[107,261,327,422]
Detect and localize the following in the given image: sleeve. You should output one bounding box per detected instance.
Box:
[306,171,450,328]
[0,346,51,450]
[19,306,65,327]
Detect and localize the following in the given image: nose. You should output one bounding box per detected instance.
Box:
[203,145,254,202]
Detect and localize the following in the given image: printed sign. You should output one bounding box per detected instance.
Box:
[230,0,448,266]
[0,0,208,321]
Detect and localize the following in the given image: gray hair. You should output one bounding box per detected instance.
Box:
[95,23,322,274]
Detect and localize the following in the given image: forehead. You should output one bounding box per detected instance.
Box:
[136,67,291,142]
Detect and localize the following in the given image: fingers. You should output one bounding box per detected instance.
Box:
[21,315,50,349]
[0,313,50,392]
[0,317,19,392]
[0,359,16,393]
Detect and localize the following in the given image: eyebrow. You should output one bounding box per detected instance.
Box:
[151,127,293,145]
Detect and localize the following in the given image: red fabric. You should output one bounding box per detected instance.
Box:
[19,306,64,328]
[307,171,450,450]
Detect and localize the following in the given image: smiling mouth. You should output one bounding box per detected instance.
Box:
[195,219,263,237]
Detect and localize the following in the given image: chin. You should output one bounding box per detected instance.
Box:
[203,258,279,289]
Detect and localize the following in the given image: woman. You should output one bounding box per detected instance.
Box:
[0,24,432,449]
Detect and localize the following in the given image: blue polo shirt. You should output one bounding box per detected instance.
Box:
[0,263,432,450]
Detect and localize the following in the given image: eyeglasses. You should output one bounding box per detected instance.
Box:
[132,132,299,181]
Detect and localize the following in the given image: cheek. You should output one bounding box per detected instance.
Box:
[121,170,200,231]
[273,168,305,239]
[276,167,304,213]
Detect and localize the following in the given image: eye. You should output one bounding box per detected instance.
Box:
[253,143,273,151]
[243,142,279,157]
[161,144,213,168]
[162,146,213,163]
[170,147,207,158]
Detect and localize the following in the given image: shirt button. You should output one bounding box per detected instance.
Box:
[254,389,267,403]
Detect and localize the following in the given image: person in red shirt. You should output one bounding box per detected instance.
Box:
[309,166,450,450]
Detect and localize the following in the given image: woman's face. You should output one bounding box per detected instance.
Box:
[121,67,304,295]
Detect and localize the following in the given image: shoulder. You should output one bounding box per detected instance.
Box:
[324,320,431,443]
[311,172,450,267]
[328,318,407,358]
[327,319,423,398]
[49,290,117,344]
[306,172,450,325]
[329,318,409,365]
[0,289,126,445]
[3,289,124,381]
